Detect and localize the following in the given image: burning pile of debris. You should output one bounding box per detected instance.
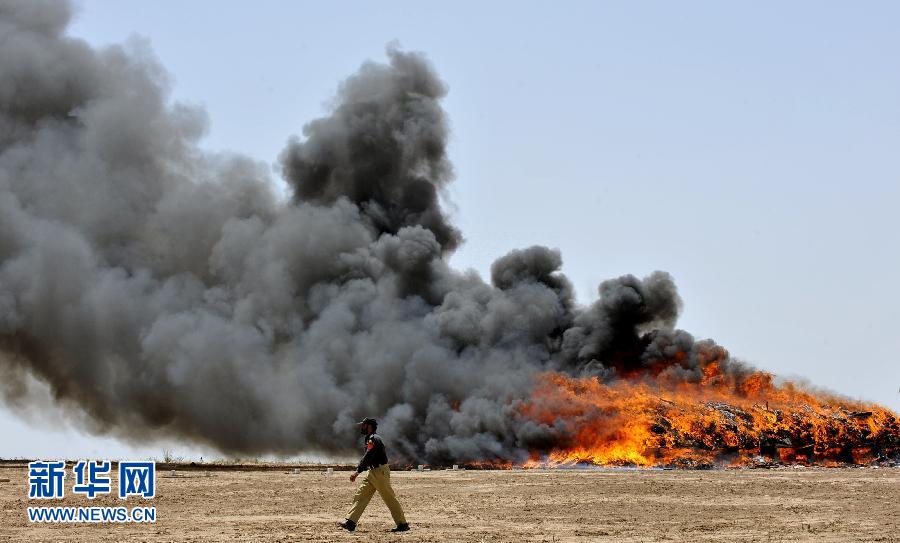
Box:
[517,372,900,469]
[651,401,898,467]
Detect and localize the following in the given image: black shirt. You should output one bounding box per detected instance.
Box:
[356,433,389,473]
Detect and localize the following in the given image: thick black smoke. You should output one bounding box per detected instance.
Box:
[0,0,740,463]
[280,50,461,254]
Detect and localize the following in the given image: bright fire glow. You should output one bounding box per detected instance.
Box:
[517,368,899,468]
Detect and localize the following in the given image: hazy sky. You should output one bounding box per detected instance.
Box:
[2,0,898,458]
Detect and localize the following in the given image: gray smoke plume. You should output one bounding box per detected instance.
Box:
[280,51,461,255]
[0,0,749,463]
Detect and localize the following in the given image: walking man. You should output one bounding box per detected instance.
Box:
[338,417,410,533]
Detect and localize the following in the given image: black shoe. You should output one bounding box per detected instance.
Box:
[339,519,356,531]
[390,523,410,532]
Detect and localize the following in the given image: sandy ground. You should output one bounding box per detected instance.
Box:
[0,465,897,542]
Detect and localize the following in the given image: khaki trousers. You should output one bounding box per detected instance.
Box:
[346,464,407,525]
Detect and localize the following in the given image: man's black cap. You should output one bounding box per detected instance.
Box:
[356,417,377,427]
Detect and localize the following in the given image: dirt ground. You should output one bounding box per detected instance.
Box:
[0,465,897,542]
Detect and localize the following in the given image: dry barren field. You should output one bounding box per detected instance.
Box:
[0,465,897,542]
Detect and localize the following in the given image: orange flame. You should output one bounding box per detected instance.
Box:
[517,368,899,468]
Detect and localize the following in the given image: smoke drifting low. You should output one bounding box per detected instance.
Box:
[1,0,764,463]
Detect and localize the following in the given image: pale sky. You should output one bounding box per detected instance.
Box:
[2,0,898,459]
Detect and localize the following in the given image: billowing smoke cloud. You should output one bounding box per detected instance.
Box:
[0,0,745,463]
[280,51,461,254]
